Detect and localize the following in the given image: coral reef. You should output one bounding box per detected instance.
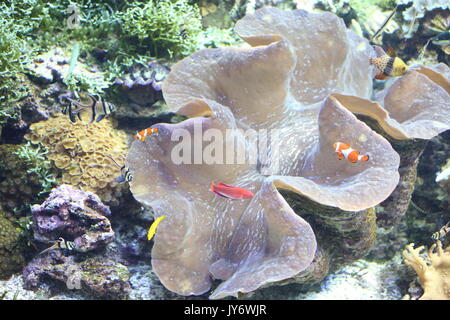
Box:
[403,240,450,300]
[384,2,450,64]
[0,2,35,125]
[0,143,56,213]
[114,61,170,107]
[25,115,128,204]
[22,185,128,298]
[250,255,406,300]
[126,8,405,299]
[310,0,399,38]
[117,0,203,59]
[0,210,27,280]
[436,158,450,205]
[26,47,109,93]
[333,64,450,227]
[31,184,114,252]
[23,250,131,299]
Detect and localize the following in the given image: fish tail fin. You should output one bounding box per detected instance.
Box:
[373,45,387,58]
[115,176,125,183]
[375,73,389,80]
[39,244,57,255]
[210,182,215,192]
[360,154,369,162]
[213,191,231,199]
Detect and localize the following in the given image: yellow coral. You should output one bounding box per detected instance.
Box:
[25,115,128,204]
[403,241,450,300]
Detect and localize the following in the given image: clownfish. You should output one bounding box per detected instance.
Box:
[431,222,450,241]
[63,93,116,123]
[39,237,76,255]
[210,182,254,200]
[333,142,369,163]
[369,46,408,80]
[135,127,158,142]
[147,216,166,241]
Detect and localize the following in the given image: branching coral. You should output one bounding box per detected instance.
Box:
[25,115,128,204]
[127,8,403,299]
[403,240,450,300]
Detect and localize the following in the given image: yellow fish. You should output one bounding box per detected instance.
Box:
[147,216,166,241]
[370,46,408,80]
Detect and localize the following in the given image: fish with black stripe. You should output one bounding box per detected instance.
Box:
[62,93,117,123]
[103,154,133,183]
[431,222,450,242]
[39,237,76,255]
[369,46,408,80]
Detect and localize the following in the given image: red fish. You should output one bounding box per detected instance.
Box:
[135,127,158,141]
[210,182,254,200]
[333,142,369,163]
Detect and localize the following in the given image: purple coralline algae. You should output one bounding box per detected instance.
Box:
[31,184,114,252]
[23,250,131,299]
[23,185,132,298]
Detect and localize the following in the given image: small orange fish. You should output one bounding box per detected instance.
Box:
[369,46,408,80]
[135,127,158,142]
[333,142,369,163]
[210,182,254,200]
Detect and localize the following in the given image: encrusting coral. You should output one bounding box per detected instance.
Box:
[0,210,27,280]
[23,250,131,299]
[127,8,404,299]
[25,114,128,204]
[403,240,450,300]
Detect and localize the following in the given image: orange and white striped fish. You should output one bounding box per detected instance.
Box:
[135,127,158,142]
[333,142,369,163]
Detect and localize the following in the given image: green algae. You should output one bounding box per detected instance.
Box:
[0,210,27,280]
[0,2,36,124]
[0,143,57,213]
[117,0,203,59]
